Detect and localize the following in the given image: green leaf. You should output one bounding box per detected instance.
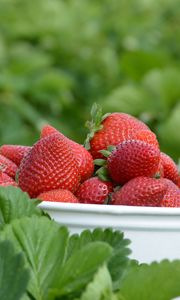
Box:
[77,265,117,300]
[1,216,69,300]
[49,241,112,299]
[0,240,29,300]
[119,260,180,300]
[66,228,131,290]
[0,186,43,228]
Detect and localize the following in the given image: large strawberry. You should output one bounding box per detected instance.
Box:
[75,177,113,204]
[41,124,94,182]
[160,179,180,207]
[85,104,155,159]
[37,189,79,203]
[0,145,31,167]
[18,133,80,197]
[0,154,18,178]
[160,152,179,184]
[111,177,167,206]
[107,140,160,184]
[0,171,17,187]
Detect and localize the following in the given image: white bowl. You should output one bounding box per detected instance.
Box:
[39,202,180,263]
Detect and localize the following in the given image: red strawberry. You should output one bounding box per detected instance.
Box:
[37,189,79,203]
[160,179,180,207]
[177,176,180,188]
[107,140,160,185]
[0,154,18,178]
[18,133,80,197]
[133,130,159,148]
[111,177,167,206]
[41,124,94,182]
[76,177,113,204]
[86,104,151,159]
[160,152,179,184]
[40,124,59,138]
[0,145,31,167]
[0,171,17,187]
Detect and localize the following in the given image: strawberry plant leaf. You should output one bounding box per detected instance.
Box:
[66,228,131,291]
[119,260,180,300]
[76,265,117,300]
[0,240,29,300]
[0,186,43,228]
[1,216,69,300]
[48,241,112,299]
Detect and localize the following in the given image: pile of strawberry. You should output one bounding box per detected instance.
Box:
[0,104,180,207]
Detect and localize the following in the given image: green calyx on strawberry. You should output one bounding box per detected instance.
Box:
[84,103,110,150]
[94,140,160,185]
[85,103,159,160]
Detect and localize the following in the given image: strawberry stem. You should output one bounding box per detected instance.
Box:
[84,103,111,150]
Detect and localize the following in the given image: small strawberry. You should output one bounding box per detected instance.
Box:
[75,177,113,204]
[18,133,80,197]
[37,189,79,203]
[111,177,167,206]
[0,145,31,167]
[41,124,94,182]
[0,154,18,178]
[85,104,152,159]
[107,140,160,185]
[160,152,179,184]
[0,171,17,187]
[160,178,180,207]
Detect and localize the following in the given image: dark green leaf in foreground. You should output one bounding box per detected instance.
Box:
[66,228,131,290]
[49,241,112,300]
[1,216,69,300]
[119,260,180,300]
[0,240,29,300]
[0,186,43,227]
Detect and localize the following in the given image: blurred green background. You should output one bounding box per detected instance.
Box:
[0,0,179,160]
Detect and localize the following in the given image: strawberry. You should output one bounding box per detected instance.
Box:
[177,176,180,188]
[111,177,167,206]
[0,154,18,178]
[75,177,113,204]
[18,133,80,197]
[0,171,17,187]
[160,178,180,207]
[41,124,94,182]
[0,145,31,167]
[85,104,152,159]
[107,140,160,185]
[160,152,179,184]
[37,189,79,203]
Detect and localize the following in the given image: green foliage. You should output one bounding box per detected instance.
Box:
[1,186,180,299]
[0,186,42,227]
[0,0,179,160]
[119,260,180,300]
[0,240,29,300]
